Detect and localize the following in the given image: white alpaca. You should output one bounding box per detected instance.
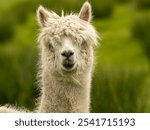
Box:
[0,1,98,113]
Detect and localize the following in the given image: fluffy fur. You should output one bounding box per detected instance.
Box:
[0,1,99,113]
[0,105,27,113]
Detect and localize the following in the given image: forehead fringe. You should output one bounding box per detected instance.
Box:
[38,13,99,46]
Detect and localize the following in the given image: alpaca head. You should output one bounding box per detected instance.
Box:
[37,2,98,76]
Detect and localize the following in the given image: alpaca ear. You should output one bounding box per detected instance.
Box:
[37,6,59,27]
[37,6,50,27]
[79,1,92,22]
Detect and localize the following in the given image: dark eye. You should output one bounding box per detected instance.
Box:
[80,42,87,53]
[48,43,53,52]
[81,41,87,49]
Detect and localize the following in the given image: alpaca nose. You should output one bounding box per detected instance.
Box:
[61,50,74,58]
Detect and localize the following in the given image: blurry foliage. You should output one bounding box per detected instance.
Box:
[0,18,15,42]
[11,0,34,23]
[91,67,147,112]
[0,0,114,22]
[0,45,38,110]
[116,0,130,4]
[91,0,114,18]
[132,14,150,61]
[135,0,150,9]
[0,10,38,110]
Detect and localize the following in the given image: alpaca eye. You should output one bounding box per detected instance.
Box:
[81,45,87,54]
[81,41,87,50]
[48,43,53,52]
[81,49,86,54]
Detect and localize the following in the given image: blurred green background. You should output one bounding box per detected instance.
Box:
[0,0,150,112]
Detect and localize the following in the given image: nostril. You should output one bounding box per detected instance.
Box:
[69,51,74,56]
[61,52,67,57]
[61,50,74,58]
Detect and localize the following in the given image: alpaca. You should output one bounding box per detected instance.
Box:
[0,1,98,113]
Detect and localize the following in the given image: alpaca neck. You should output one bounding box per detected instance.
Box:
[38,72,91,113]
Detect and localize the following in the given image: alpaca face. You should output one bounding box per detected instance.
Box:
[46,36,77,72]
[41,35,93,73]
[37,2,98,75]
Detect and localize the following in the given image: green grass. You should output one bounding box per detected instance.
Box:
[94,4,149,68]
[91,4,150,112]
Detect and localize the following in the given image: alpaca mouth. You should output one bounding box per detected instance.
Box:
[62,59,75,70]
[63,63,74,68]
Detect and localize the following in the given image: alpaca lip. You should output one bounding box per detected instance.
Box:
[63,63,74,69]
[62,59,75,69]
